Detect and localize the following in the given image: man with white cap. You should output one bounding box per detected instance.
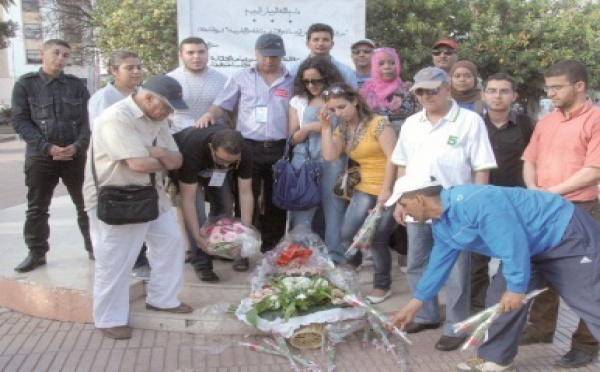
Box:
[84,75,193,339]
[390,66,496,351]
[386,175,600,372]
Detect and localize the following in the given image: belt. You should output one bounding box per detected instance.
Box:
[244,138,286,148]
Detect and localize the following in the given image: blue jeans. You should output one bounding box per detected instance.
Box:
[187,173,233,272]
[290,158,347,262]
[406,222,470,336]
[341,190,396,290]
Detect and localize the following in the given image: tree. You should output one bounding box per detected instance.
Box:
[92,0,178,75]
[0,0,17,50]
[366,0,600,116]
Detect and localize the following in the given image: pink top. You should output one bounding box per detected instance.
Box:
[522,100,600,201]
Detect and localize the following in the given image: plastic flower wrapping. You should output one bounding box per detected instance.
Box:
[345,208,382,258]
[200,217,260,259]
[236,226,365,337]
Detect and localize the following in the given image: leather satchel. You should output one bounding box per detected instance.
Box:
[91,139,159,225]
[333,159,361,201]
[272,140,322,211]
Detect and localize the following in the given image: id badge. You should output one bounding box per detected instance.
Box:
[255,105,268,123]
[209,169,228,187]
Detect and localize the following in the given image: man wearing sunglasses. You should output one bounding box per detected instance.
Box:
[431,38,459,74]
[170,126,253,281]
[520,59,600,368]
[350,38,375,88]
[391,66,496,351]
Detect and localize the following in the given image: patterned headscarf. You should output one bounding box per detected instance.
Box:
[361,47,403,111]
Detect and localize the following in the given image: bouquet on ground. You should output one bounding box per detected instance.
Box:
[245,274,347,326]
[200,217,260,259]
[345,208,383,258]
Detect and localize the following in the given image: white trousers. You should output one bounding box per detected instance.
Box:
[89,208,185,328]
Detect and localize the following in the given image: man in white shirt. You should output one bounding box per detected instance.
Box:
[391,67,497,351]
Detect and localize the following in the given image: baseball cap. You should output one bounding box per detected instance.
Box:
[432,38,459,51]
[351,39,376,49]
[385,175,441,207]
[255,34,286,57]
[409,67,449,91]
[141,75,188,110]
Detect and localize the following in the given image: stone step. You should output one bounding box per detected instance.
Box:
[128,255,416,335]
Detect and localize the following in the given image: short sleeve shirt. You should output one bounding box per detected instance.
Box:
[172,125,253,185]
[392,100,497,187]
[83,96,179,212]
[522,100,600,201]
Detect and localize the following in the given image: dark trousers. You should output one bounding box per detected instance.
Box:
[479,207,600,365]
[23,156,91,254]
[470,252,491,314]
[525,201,600,354]
[244,139,286,252]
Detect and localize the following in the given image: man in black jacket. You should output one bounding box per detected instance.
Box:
[12,39,92,272]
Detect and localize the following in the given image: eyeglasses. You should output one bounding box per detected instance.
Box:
[322,86,347,97]
[543,83,575,93]
[484,88,513,95]
[351,48,374,55]
[431,50,456,56]
[302,78,326,86]
[413,87,442,96]
[210,146,240,170]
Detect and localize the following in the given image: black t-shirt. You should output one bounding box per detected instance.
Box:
[172,125,252,185]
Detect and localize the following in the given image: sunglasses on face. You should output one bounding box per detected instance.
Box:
[431,50,456,56]
[322,86,347,97]
[413,87,442,96]
[302,78,326,86]
[351,48,374,55]
[210,146,240,170]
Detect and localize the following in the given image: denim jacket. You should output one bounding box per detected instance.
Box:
[11,69,90,158]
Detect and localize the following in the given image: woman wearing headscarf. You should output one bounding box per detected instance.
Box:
[450,60,485,114]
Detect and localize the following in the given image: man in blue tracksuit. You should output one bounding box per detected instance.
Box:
[386,176,600,372]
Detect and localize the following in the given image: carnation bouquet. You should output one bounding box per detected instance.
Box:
[201,217,260,259]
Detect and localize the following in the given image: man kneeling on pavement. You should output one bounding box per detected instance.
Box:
[387,175,600,372]
[84,75,193,339]
[169,125,254,282]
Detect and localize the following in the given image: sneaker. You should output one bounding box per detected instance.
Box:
[366,289,392,304]
[131,263,151,280]
[456,358,514,371]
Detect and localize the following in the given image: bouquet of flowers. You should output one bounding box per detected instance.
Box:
[201,217,260,259]
[345,208,383,258]
[245,274,347,327]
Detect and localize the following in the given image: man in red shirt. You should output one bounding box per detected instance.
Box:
[521,59,600,368]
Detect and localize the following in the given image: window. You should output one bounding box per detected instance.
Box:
[23,24,42,40]
[22,0,40,12]
[26,49,42,64]
[69,52,83,66]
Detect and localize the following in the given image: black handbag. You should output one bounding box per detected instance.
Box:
[272,139,322,211]
[91,139,159,225]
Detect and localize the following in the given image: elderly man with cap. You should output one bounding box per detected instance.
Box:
[197,34,294,252]
[431,38,459,74]
[84,75,193,339]
[350,38,376,88]
[390,66,496,351]
[386,175,600,372]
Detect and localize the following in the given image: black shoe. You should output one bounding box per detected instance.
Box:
[555,349,595,368]
[404,322,441,334]
[435,335,467,351]
[196,269,219,283]
[232,257,249,272]
[14,253,47,273]
[519,332,553,345]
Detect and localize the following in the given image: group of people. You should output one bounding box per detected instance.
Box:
[9,21,600,372]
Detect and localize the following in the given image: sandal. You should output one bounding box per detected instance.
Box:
[232,257,249,272]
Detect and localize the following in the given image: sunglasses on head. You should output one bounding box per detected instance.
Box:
[322,86,347,97]
[351,48,374,55]
[302,78,326,86]
[431,50,456,56]
[413,87,442,96]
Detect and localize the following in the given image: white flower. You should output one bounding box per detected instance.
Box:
[307,289,316,295]
[296,293,307,300]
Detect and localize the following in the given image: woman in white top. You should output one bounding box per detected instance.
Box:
[287,56,347,263]
[88,50,142,129]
